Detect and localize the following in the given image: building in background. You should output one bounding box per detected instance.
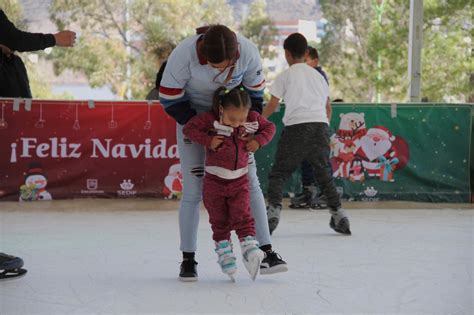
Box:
[233,0,326,81]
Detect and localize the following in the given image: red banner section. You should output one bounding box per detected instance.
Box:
[0,99,182,201]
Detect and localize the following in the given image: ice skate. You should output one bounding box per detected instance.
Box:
[267,203,282,235]
[329,208,352,235]
[240,236,265,281]
[310,192,328,210]
[215,240,237,281]
[0,253,27,281]
[289,186,316,209]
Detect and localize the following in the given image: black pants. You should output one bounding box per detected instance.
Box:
[301,157,333,187]
[267,122,341,210]
[301,159,315,187]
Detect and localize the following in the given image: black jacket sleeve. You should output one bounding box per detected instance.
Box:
[0,10,56,52]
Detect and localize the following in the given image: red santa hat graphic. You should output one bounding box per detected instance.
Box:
[370,125,395,141]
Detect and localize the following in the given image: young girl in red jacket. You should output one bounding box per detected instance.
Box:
[183,86,276,281]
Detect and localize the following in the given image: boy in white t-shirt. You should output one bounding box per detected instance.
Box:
[262,33,351,236]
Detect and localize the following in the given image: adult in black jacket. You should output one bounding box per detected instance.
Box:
[0,9,76,280]
[0,9,76,97]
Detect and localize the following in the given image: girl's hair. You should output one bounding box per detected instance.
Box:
[197,25,238,64]
[211,86,251,118]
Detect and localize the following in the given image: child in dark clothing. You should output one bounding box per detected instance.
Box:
[183,87,276,281]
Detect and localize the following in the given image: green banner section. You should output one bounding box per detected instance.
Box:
[471,108,474,202]
[255,104,472,203]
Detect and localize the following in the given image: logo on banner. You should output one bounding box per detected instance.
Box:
[118,179,137,197]
[87,179,98,190]
[360,186,379,201]
[81,179,104,195]
[120,179,134,191]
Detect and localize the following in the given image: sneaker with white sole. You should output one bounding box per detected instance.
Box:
[260,250,288,275]
[179,258,198,282]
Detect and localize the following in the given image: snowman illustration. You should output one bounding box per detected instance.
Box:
[163,163,183,199]
[19,163,52,201]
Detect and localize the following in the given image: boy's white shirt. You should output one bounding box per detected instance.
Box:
[269,63,329,126]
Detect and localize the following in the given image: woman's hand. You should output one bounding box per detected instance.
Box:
[209,135,224,151]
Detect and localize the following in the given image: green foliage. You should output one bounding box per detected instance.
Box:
[49,0,235,99]
[0,0,24,26]
[319,0,472,102]
[421,0,472,102]
[240,0,278,60]
[26,63,73,99]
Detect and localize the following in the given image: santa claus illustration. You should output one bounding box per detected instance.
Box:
[356,126,399,180]
[163,163,183,199]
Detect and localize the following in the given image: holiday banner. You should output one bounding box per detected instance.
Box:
[0,99,182,201]
[255,104,472,203]
[1,100,471,203]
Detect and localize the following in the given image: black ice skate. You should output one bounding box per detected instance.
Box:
[290,186,328,210]
[329,209,352,235]
[0,253,28,281]
[289,188,313,209]
[310,192,328,210]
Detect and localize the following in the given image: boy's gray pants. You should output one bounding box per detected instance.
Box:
[267,122,341,210]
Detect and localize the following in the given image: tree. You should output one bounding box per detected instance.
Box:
[0,0,24,26]
[319,0,472,103]
[240,0,278,60]
[49,0,235,99]
[421,0,472,102]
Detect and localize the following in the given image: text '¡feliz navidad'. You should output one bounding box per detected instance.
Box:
[9,137,179,163]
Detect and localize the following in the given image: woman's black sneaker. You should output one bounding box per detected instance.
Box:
[260,251,288,275]
[179,258,198,282]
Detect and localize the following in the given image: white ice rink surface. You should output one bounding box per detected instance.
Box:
[0,200,473,315]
